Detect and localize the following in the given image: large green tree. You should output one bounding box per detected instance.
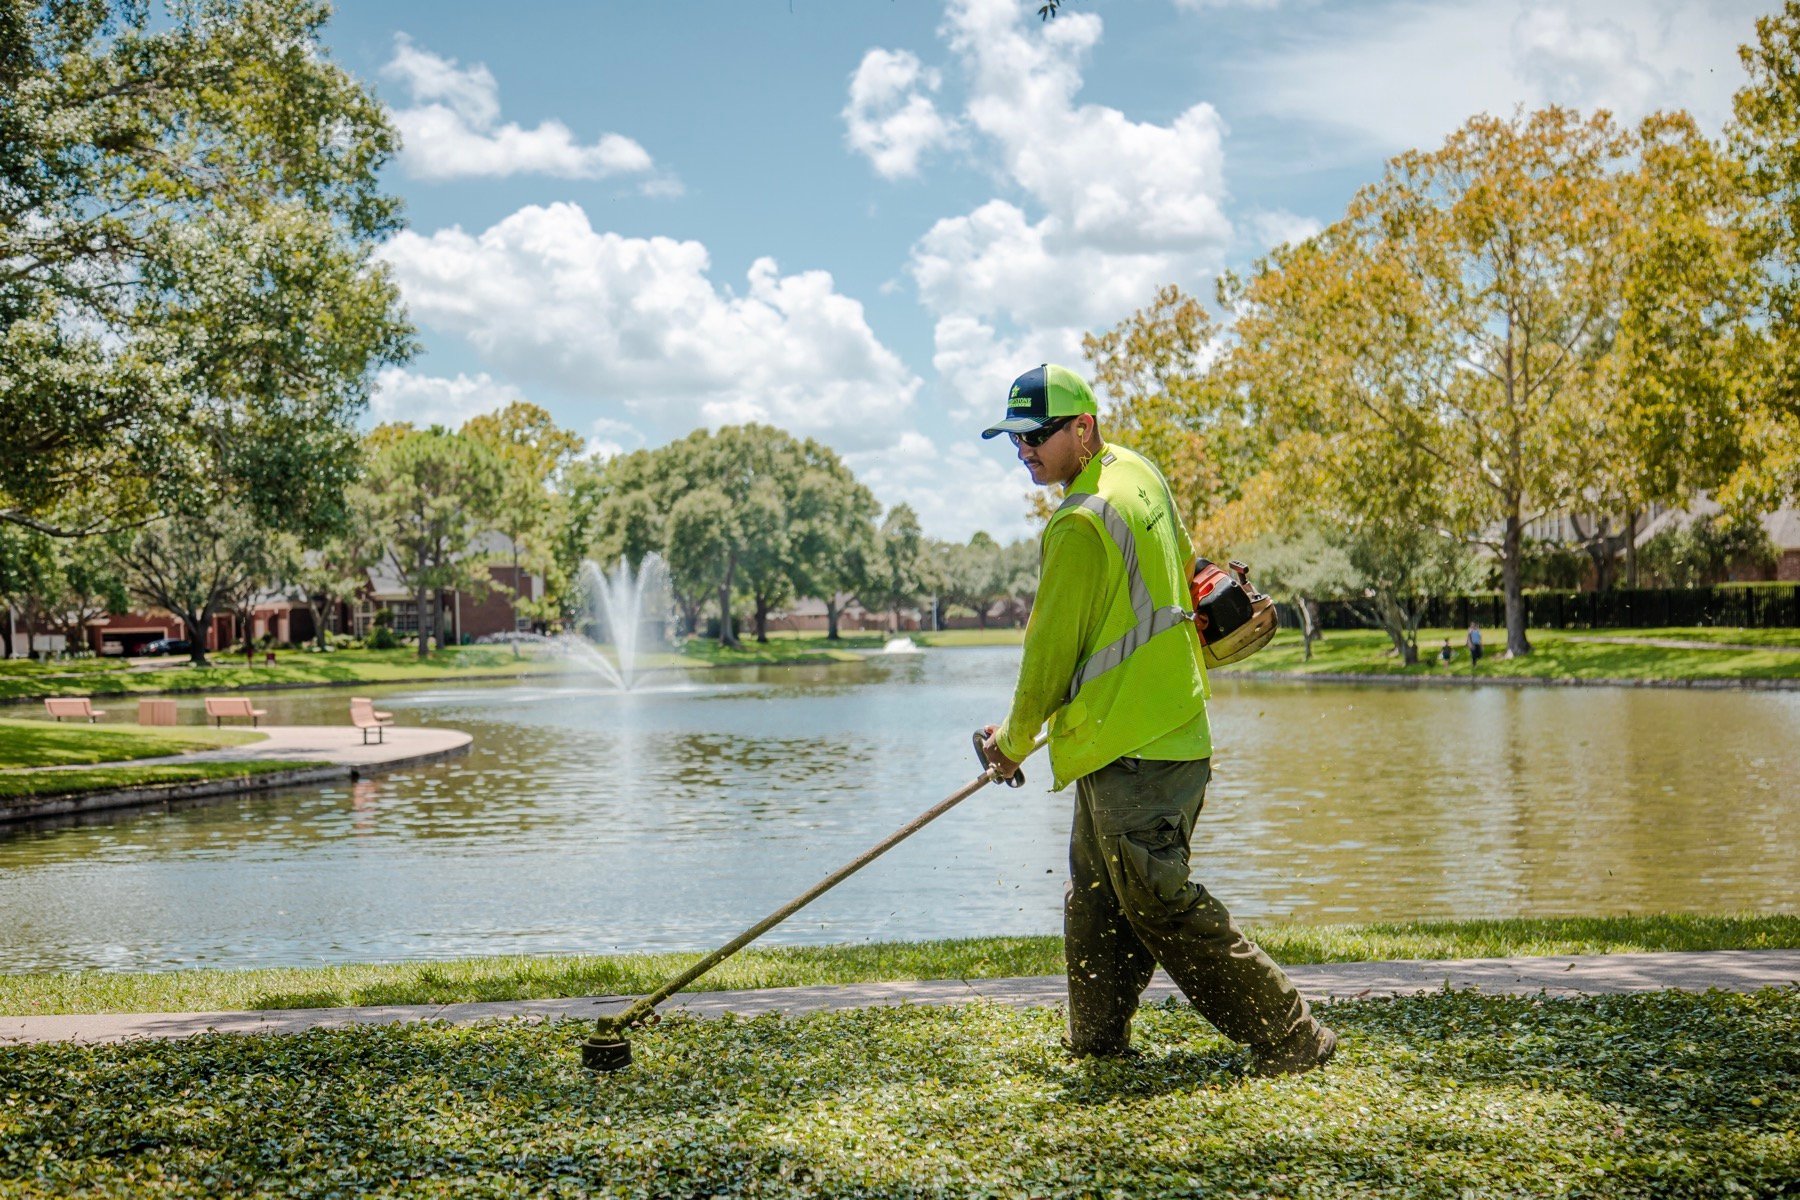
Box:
[113,507,272,666]
[463,402,584,648]
[356,428,503,658]
[1227,107,1752,657]
[1,0,411,539]
[1728,1,1800,512]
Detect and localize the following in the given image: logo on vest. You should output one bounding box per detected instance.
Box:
[1139,487,1165,531]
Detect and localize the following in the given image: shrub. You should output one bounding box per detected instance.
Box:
[366,625,398,650]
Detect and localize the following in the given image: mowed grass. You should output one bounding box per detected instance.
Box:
[0,759,322,802]
[3,914,1792,1017]
[1217,627,1800,682]
[0,717,263,769]
[0,645,565,703]
[1,988,1792,1198]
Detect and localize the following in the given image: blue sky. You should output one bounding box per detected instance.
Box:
[320,0,1771,540]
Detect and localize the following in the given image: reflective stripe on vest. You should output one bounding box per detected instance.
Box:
[1058,492,1194,699]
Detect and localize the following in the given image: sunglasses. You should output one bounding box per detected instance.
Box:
[1009,417,1074,448]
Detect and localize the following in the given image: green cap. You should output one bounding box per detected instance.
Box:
[981,364,1097,438]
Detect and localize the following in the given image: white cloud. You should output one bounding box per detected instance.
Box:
[1236,0,1764,157]
[844,49,958,179]
[1510,5,1663,114]
[383,35,676,191]
[1174,0,1285,8]
[843,432,1040,541]
[378,203,920,449]
[582,416,645,463]
[369,368,527,429]
[1248,209,1323,252]
[901,0,1235,417]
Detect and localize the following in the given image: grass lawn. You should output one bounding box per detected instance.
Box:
[1,988,1791,1197]
[0,759,322,802]
[0,717,263,769]
[0,645,566,704]
[3,914,1791,1017]
[1216,627,1800,683]
[1567,625,1800,648]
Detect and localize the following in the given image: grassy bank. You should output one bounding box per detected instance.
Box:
[0,759,322,802]
[0,718,263,769]
[2,988,1792,1198]
[0,645,565,705]
[1216,627,1800,683]
[4,914,1792,1016]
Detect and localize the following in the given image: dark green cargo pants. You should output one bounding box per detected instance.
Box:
[1065,755,1312,1055]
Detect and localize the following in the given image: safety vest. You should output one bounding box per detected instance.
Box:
[1045,443,1210,789]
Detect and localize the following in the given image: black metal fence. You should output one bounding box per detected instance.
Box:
[1305,584,1800,631]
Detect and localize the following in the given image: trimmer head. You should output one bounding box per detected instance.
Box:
[581,1035,633,1071]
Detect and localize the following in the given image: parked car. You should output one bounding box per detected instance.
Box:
[140,638,192,656]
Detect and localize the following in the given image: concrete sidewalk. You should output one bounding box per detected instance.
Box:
[3,949,1794,1047]
[0,725,473,823]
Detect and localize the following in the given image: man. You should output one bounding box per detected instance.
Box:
[978,363,1335,1077]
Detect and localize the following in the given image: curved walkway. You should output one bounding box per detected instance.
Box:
[0,724,472,823]
[3,949,1794,1046]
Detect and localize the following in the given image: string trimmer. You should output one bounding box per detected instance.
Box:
[579,729,1049,1071]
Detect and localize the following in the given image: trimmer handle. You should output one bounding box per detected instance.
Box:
[972,729,1025,787]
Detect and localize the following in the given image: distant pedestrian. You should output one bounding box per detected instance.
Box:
[1467,622,1483,668]
[1439,638,1453,666]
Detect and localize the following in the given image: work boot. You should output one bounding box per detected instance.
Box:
[1249,1021,1337,1078]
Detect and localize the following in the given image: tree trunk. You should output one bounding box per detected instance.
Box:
[0,610,11,660]
[187,606,213,667]
[754,593,770,643]
[416,584,431,658]
[1298,596,1320,662]
[1625,510,1640,588]
[716,558,738,647]
[1501,511,1532,656]
[825,596,841,640]
[1373,594,1418,666]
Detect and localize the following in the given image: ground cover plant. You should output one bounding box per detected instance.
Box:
[3,915,1792,1016]
[0,719,263,769]
[1217,628,1800,682]
[0,988,1791,1198]
[0,760,322,804]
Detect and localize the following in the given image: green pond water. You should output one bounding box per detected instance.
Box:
[0,646,1793,972]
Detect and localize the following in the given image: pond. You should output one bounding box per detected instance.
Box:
[0,647,1794,973]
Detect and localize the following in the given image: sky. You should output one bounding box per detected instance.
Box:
[318,0,1774,541]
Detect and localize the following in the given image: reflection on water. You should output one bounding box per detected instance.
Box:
[0,649,1794,972]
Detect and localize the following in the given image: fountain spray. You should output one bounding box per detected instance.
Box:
[580,730,1048,1071]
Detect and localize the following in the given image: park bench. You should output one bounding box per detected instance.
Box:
[349,697,394,745]
[44,697,106,723]
[203,697,268,727]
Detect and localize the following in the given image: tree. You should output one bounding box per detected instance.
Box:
[1727,2,1800,514]
[1,0,413,539]
[787,453,880,641]
[869,505,926,632]
[356,429,503,658]
[1242,523,1361,662]
[463,402,583,653]
[1226,107,1751,658]
[279,517,381,652]
[0,525,52,659]
[664,487,738,645]
[114,508,272,666]
[12,531,126,659]
[1084,285,1268,539]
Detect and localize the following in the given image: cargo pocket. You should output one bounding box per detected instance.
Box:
[1110,815,1198,922]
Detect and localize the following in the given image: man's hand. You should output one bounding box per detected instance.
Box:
[980,724,1022,781]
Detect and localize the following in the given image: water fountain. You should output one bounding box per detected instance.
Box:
[560,555,673,690]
